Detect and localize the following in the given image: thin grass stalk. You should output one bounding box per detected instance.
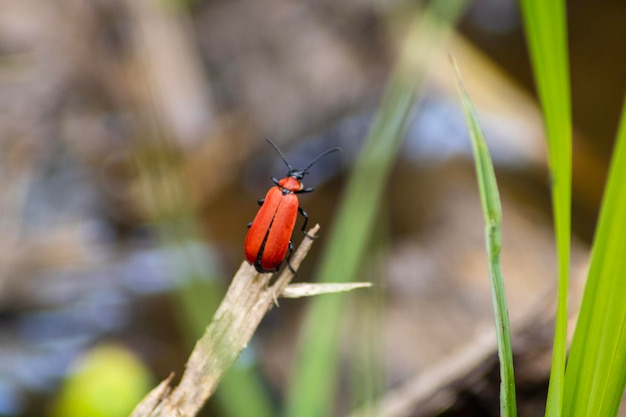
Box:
[518,1,572,415]
[452,57,517,417]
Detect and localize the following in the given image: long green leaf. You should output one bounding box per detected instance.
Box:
[563,97,626,416]
[284,2,467,416]
[518,1,572,415]
[452,57,517,417]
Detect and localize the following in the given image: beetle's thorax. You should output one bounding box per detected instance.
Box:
[278,176,303,193]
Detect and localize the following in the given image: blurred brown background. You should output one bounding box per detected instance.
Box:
[0,0,624,416]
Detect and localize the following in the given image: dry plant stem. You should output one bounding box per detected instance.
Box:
[346,286,576,417]
[347,327,499,417]
[281,282,372,298]
[131,224,320,417]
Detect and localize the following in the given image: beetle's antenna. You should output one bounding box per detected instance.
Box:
[304,147,342,171]
[266,139,293,171]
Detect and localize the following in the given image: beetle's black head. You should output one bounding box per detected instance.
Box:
[288,168,307,180]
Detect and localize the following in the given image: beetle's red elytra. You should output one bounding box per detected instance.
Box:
[244,139,341,273]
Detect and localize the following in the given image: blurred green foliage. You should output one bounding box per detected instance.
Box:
[51,344,152,417]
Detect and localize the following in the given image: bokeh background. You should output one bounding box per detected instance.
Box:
[0,0,624,416]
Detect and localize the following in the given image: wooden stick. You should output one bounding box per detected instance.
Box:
[131,225,319,417]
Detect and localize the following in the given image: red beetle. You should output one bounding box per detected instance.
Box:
[245,140,341,273]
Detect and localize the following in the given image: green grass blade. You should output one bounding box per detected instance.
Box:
[452,58,517,417]
[563,97,626,417]
[518,1,572,415]
[284,2,467,416]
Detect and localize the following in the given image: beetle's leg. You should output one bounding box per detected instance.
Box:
[271,242,296,306]
[299,207,309,232]
[298,207,317,239]
[272,177,280,186]
[296,187,314,194]
[286,240,297,275]
[246,199,265,228]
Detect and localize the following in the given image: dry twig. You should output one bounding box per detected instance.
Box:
[131,224,369,417]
